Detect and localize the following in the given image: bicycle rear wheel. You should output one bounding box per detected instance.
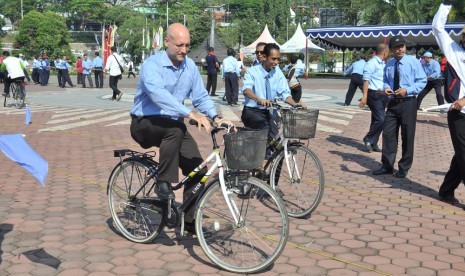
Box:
[270,145,324,218]
[108,158,164,243]
[196,176,288,274]
[10,82,25,109]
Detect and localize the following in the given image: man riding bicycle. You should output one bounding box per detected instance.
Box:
[1,51,26,97]
[129,23,233,233]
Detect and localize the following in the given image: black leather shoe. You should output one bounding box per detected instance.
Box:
[395,170,408,178]
[373,167,393,176]
[155,181,175,200]
[438,194,460,204]
[364,140,373,152]
[372,145,382,152]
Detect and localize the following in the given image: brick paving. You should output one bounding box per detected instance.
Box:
[0,76,464,275]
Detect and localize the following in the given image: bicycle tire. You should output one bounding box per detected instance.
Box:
[270,145,324,218]
[10,82,24,109]
[195,176,288,273]
[108,157,164,243]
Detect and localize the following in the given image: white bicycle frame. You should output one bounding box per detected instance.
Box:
[201,148,242,225]
[282,138,302,182]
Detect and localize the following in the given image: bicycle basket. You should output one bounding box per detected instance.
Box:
[282,109,319,139]
[223,129,268,170]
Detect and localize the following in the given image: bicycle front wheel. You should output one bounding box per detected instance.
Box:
[270,145,324,218]
[196,176,288,274]
[10,82,24,109]
[108,158,164,243]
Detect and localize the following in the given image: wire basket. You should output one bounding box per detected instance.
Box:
[282,109,319,139]
[224,129,268,170]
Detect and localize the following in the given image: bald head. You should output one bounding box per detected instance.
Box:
[375,43,388,55]
[165,23,191,67]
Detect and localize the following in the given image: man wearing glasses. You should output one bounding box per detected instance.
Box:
[253,42,267,66]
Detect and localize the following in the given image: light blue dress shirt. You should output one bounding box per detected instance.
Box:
[55,60,63,70]
[422,59,442,79]
[383,55,427,96]
[82,59,93,74]
[93,56,104,68]
[33,60,42,69]
[344,59,366,76]
[130,51,218,119]
[363,56,385,91]
[222,56,240,78]
[294,59,306,77]
[241,64,291,109]
[61,61,72,70]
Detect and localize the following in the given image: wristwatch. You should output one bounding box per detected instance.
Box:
[212,115,223,121]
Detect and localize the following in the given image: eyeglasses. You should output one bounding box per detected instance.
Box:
[255,51,264,55]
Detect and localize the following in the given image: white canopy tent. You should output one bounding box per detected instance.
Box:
[241,24,281,53]
[280,23,325,54]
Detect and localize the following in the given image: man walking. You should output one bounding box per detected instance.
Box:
[205,47,219,96]
[93,52,104,88]
[343,57,366,106]
[359,43,390,153]
[373,36,427,178]
[82,54,93,88]
[416,51,445,110]
[222,48,240,106]
[433,0,465,203]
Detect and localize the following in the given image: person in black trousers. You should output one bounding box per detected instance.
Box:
[205,47,219,96]
[416,52,445,110]
[343,57,366,106]
[222,48,240,106]
[359,43,390,153]
[433,0,465,204]
[373,36,427,178]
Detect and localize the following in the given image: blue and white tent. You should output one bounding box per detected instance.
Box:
[306,23,464,51]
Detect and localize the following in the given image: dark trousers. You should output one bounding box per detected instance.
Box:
[77,73,83,84]
[4,76,24,94]
[61,69,74,87]
[94,67,103,88]
[39,70,48,85]
[291,85,302,102]
[380,97,417,172]
[130,116,206,222]
[109,75,121,99]
[82,74,93,88]
[241,107,279,159]
[344,73,363,105]
[206,73,217,95]
[23,69,30,82]
[416,79,444,109]
[224,72,239,104]
[439,110,465,197]
[32,68,39,83]
[127,71,136,78]
[364,91,386,146]
[57,69,63,87]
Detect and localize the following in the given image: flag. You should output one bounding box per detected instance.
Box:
[109,25,117,47]
[157,26,164,50]
[152,26,157,49]
[0,134,48,185]
[25,104,31,125]
[102,25,107,66]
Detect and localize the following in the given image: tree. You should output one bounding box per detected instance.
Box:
[67,0,106,30]
[15,10,73,58]
[0,0,39,28]
[118,14,155,60]
[104,6,140,26]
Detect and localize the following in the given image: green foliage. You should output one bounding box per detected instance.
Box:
[15,10,73,59]
[118,14,154,60]
[104,6,140,26]
[0,0,39,27]
[68,0,106,30]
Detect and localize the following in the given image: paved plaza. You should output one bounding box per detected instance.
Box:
[0,75,464,275]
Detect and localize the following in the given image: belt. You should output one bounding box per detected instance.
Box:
[131,114,184,122]
[389,97,415,104]
[368,89,383,93]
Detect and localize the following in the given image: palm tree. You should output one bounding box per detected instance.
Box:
[363,0,428,24]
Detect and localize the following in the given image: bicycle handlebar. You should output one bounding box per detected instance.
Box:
[188,119,234,134]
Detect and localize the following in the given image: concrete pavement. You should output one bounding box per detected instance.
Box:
[0,76,463,275]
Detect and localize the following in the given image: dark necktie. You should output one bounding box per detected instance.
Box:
[265,75,273,114]
[393,60,400,91]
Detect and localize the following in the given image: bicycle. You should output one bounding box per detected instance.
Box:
[107,121,289,274]
[3,79,26,109]
[255,103,325,218]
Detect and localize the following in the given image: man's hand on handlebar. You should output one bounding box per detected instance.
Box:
[189,112,212,133]
[258,98,273,107]
[213,118,236,132]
